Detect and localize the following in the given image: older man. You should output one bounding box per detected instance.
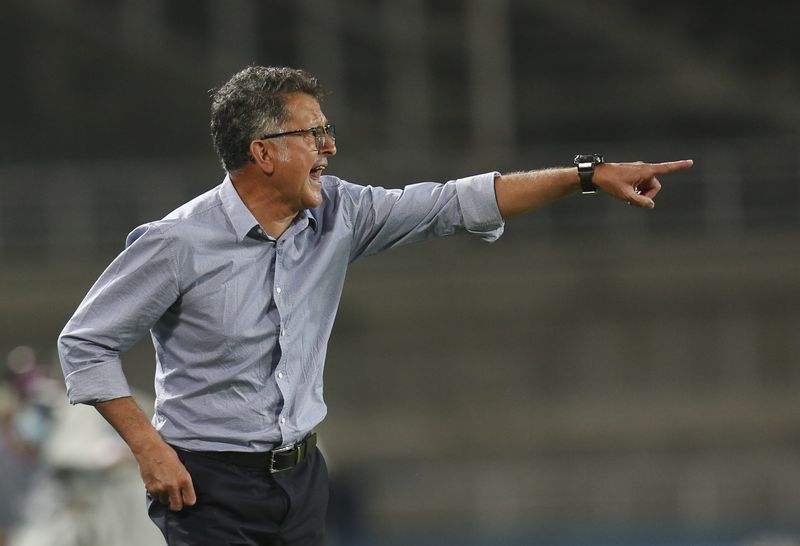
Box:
[58,66,692,545]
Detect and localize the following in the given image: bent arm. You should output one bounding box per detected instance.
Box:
[95,396,196,511]
[59,226,193,509]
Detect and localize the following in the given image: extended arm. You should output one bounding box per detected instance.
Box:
[494,159,693,218]
[95,396,196,511]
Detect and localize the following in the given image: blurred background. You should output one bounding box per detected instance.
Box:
[2,0,800,545]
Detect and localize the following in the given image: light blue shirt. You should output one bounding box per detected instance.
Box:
[58,172,504,451]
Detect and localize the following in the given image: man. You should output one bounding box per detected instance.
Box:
[58,65,692,545]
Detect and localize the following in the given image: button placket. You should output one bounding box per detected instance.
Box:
[272,235,298,433]
[274,241,287,343]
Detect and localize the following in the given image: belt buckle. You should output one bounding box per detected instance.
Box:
[269,442,300,474]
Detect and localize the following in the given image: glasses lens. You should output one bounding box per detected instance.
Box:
[312,125,336,150]
[314,128,325,150]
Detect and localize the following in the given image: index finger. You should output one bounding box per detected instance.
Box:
[650,159,694,174]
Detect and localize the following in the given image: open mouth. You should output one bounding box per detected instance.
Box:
[309,164,326,181]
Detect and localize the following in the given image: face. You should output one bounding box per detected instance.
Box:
[268,92,336,211]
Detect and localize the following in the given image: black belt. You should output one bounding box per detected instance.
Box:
[179,433,317,474]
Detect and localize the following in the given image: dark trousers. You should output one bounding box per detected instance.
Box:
[148,446,329,546]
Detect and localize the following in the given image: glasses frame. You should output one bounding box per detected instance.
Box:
[259,124,335,151]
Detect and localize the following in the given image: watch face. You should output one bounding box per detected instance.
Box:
[574,154,603,165]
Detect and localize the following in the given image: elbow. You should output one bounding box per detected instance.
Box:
[56,325,76,364]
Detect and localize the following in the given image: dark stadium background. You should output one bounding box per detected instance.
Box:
[2,1,799,545]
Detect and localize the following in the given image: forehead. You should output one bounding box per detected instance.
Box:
[283,92,326,126]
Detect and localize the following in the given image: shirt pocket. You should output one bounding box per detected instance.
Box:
[176,280,238,357]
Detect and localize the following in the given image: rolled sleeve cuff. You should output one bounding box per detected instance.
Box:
[454,171,505,242]
[64,359,132,405]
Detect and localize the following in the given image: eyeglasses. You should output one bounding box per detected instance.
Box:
[259,124,336,151]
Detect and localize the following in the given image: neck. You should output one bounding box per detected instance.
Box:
[230,169,299,239]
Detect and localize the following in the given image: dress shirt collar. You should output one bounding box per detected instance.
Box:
[219,175,318,243]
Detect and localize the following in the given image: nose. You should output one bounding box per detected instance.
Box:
[319,135,336,156]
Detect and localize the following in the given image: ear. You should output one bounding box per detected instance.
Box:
[249,140,275,174]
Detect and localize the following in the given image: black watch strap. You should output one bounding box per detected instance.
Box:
[574,154,604,194]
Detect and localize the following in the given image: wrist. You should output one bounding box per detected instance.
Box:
[130,433,173,464]
[573,154,604,194]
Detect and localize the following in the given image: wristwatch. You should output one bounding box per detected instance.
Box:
[574,154,604,194]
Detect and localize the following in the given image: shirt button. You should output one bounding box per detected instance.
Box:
[277,371,285,379]
[280,330,285,337]
[276,287,282,294]
[280,417,286,425]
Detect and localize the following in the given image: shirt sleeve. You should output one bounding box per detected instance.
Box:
[57,223,181,404]
[339,171,505,262]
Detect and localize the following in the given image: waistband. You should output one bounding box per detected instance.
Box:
[174,432,317,474]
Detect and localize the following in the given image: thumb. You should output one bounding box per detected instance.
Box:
[182,476,197,507]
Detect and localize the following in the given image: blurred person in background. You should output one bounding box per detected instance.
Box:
[0,346,51,546]
[1,347,163,546]
[8,393,165,546]
[57,65,692,545]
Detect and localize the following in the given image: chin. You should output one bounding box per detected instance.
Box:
[302,179,323,208]
[302,191,324,210]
